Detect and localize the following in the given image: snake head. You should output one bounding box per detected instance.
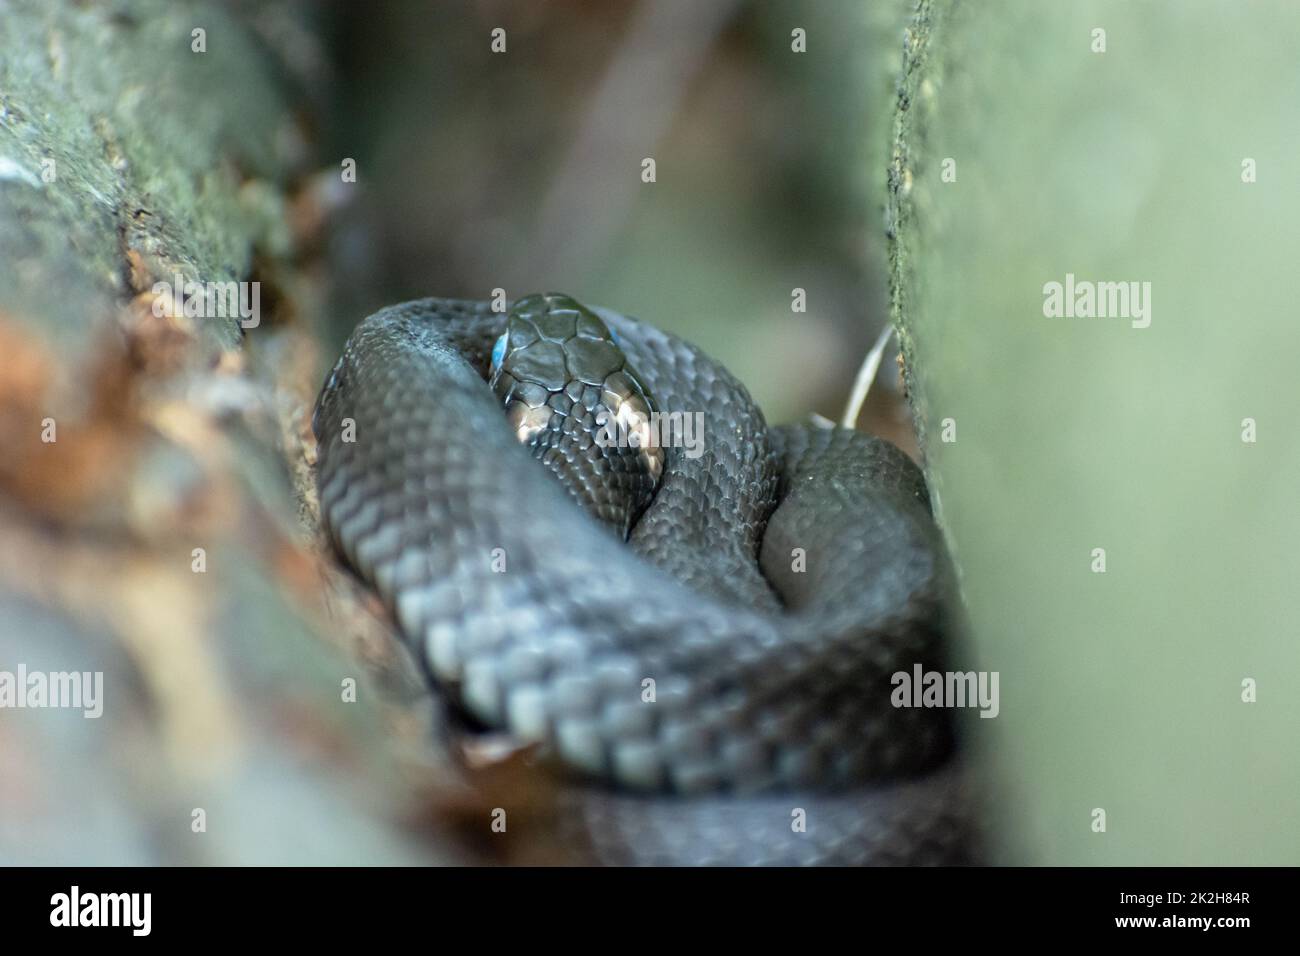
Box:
[488,293,664,538]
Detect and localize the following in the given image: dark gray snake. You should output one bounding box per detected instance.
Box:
[313,293,973,864]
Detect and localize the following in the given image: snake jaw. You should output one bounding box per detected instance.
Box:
[600,387,664,483]
[505,400,552,445]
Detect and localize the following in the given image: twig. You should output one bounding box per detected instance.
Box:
[840,322,895,429]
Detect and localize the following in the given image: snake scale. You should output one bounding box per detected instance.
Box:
[313,294,973,865]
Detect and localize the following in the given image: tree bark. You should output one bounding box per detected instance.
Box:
[889,0,1300,864]
[0,0,461,864]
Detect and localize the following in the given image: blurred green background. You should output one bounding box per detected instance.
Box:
[318,0,917,438]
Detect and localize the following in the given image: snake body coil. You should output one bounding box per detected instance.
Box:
[314,295,972,864]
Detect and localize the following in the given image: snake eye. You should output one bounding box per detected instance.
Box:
[490,332,508,372]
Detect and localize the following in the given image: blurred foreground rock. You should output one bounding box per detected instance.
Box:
[0,0,479,865]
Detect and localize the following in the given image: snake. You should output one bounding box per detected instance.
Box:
[312,293,973,865]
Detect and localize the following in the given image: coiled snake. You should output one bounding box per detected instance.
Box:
[313,293,972,864]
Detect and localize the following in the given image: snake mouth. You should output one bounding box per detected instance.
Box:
[488,293,664,537]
